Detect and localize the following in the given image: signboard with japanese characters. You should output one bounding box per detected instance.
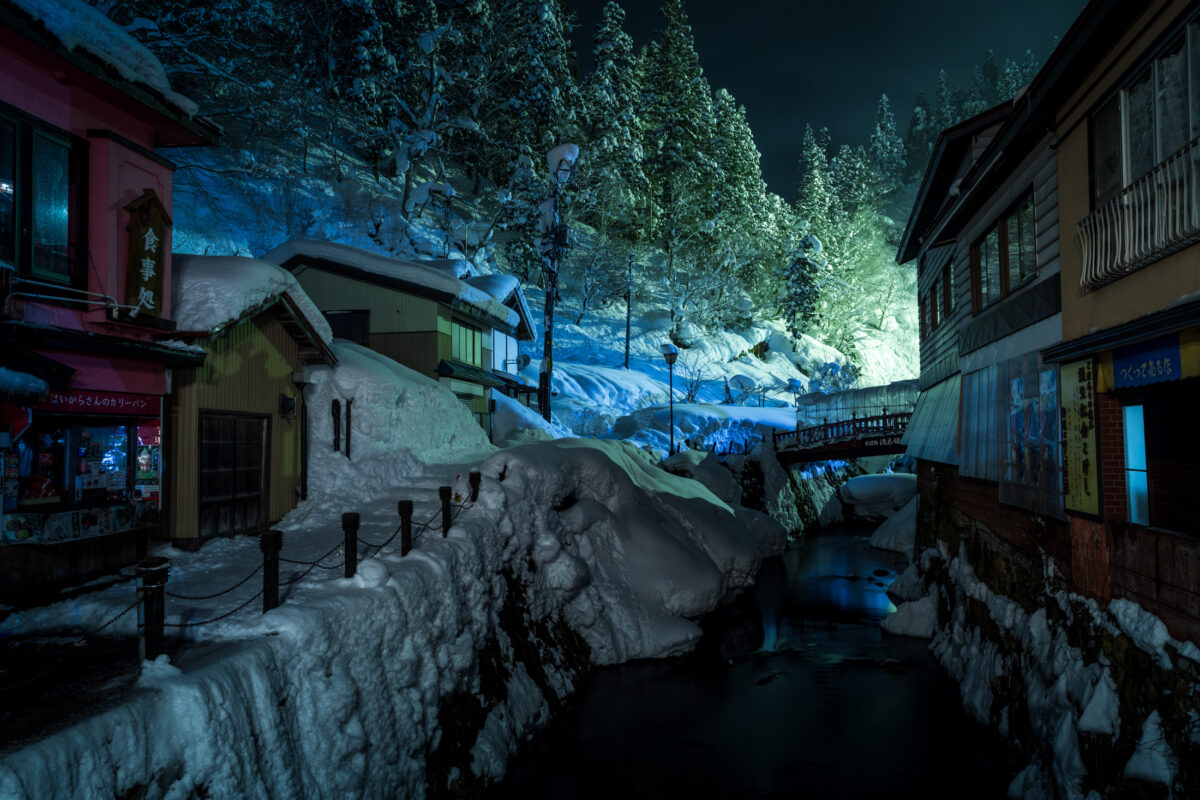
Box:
[124,188,171,319]
[1061,358,1098,516]
[34,389,161,416]
[1113,333,1181,388]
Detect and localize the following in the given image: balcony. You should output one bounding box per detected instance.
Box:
[1077,139,1200,289]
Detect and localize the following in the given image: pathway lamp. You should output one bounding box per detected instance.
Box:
[661,342,679,456]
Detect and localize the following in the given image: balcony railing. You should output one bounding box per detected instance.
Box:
[1077,139,1200,289]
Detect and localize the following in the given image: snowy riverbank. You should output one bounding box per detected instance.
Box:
[0,355,784,798]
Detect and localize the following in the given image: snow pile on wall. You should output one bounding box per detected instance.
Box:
[172,254,333,343]
[297,342,495,507]
[491,391,572,447]
[925,542,1199,799]
[869,495,917,558]
[11,0,198,116]
[611,402,796,457]
[0,437,782,798]
[662,449,743,507]
[837,473,917,519]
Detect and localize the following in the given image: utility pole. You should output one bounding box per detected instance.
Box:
[537,144,579,423]
[624,251,632,370]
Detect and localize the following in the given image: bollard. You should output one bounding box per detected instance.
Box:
[439,486,452,537]
[136,556,169,664]
[260,529,283,613]
[398,500,414,557]
[342,512,360,579]
[468,469,481,503]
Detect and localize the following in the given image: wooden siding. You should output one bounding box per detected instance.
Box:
[291,266,439,333]
[165,314,306,541]
[369,332,441,379]
[952,138,1060,353]
[918,245,961,383]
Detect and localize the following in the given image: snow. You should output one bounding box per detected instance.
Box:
[546,143,579,183]
[0,367,48,397]
[881,592,936,638]
[868,494,917,558]
[1108,597,1200,669]
[0,339,783,798]
[490,391,572,447]
[172,254,333,344]
[838,473,917,519]
[887,562,925,603]
[1123,711,1177,786]
[1077,669,1120,738]
[11,0,198,116]
[260,240,519,329]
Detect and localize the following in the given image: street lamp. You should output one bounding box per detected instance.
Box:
[661,342,679,456]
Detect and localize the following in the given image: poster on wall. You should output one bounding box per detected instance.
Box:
[1061,358,1099,515]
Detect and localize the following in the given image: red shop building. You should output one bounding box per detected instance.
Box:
[0,0,218,599]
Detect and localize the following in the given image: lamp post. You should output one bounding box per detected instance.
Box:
[661,342,679,456]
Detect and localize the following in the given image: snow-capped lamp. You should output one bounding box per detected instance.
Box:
[660,343,679,456]
[546,143,579,185]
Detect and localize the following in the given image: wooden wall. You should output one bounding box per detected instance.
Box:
[165,312,305,542]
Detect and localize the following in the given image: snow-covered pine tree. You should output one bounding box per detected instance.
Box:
[934,69,956,132]
[793,128,832,245]
[868,93,906,191]
[783,230,822,337]
[637,0,721,319]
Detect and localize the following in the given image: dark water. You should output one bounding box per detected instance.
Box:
[490,530,1013,800]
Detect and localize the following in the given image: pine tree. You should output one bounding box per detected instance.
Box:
[783,230,823,337]
[869,93,906,190]
[793,132,832,244]
[934,69,956,132]
[904,91,934,178]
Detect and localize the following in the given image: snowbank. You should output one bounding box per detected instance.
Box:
[838,473,917,519]
[881,593,936,638]
[869,495,917,558]
[491,391,572,447]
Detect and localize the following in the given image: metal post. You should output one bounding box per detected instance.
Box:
[261,529,283,612]
[342,512,359,579]
[136,557,169,664]
[468,469,481,502]
[398,500,413,556]
[440,486,452,537]
[345,398,353,460]
[668,360,675,456]
[624,252,632,370]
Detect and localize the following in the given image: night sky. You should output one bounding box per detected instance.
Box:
[567,0,1085,198]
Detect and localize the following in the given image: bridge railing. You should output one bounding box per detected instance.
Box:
[773,411,912,452]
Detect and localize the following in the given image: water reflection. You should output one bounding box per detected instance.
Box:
[491,529,1011,800]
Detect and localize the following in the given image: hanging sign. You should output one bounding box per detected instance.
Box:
[1061,358,1098,516]
[124,188,171,319]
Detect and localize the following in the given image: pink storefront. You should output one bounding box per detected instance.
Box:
[0,2,218,598]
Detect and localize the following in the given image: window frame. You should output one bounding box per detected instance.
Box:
[1089,12,1200,208]
[970,191,1037,313]
[0,101,88,290]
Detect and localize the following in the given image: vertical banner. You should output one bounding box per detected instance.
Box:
[124,189,171,319]
[1061,358,1098,515]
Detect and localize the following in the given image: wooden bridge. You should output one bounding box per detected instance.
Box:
[773,411,912,464]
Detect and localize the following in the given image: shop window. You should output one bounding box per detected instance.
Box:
[971,193,1036,311]
[0,106,86,286]
[1123,405,1149,525]
[12,421,137,508]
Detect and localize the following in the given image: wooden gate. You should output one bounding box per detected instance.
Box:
[198,413,268,539]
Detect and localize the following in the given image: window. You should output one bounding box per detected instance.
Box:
[942,262,954,318]
[1091,20,1200,206]
[1123,405,1149,525]
[13,420,135,508]
[452,321,483,367]
[971,193,1036,310]
[0,107,86,284]
[930,277,940,329]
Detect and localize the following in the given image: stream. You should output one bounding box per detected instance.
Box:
[489,527,1013,799]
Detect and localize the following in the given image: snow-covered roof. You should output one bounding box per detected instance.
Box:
[5,0,199,118]
[171,254,334,352]
[465,273,536,341]
[261,239,520,331]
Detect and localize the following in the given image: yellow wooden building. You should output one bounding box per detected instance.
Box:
[164,256,336,546]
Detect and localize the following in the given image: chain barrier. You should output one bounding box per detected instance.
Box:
[164,589,265,629]
[0,599,139,693]
[0,492,479,685]
[166,564,263,601]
